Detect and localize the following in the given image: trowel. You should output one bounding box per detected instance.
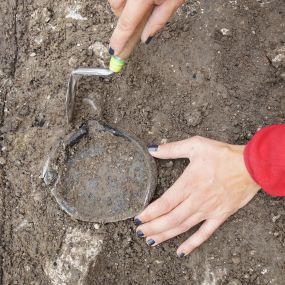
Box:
[43,9,157,223]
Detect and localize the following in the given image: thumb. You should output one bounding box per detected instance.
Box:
[148,138,194,159]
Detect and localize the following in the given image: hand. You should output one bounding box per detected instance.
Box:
[108,0,184,55]
[135,136,260,257]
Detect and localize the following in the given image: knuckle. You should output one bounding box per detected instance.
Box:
[154,0,165,5]
[159,195,172,212]
[199,228,211,241]
[179,221,191,232]
[167,212,181,226]
[167,143,179,156]
[118,17,133,32]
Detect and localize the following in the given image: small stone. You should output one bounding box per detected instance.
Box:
[34,35,44,45]
[30,52,36,57]
[94,223,100,230]
[0,157,6,165]
[88,42,109,66]
[220,28,231,36]
[267,45,285,68]
[68,56,78,67]
[165,161,173,168]
[42,8,52,23]
[272,214,280,222]
[249,250,256,256]
[261,268,268,274]
[232,256,241,264]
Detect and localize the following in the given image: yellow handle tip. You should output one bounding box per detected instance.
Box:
[109,56,126,73]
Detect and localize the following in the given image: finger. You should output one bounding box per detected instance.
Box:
[144,214,202,246]
[141,0,184,42]
[137,195,197,237]
[110,0,153,55]
[136,170,191,224]
[108,0,126,16]
[177,217,226,257]
[148,138,197,160]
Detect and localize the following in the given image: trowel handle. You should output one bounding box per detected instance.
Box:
[109,7,154,72]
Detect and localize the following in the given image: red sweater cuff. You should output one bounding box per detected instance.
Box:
[244,124,285,196]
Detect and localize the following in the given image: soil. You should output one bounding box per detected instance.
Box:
[0,0,284,284]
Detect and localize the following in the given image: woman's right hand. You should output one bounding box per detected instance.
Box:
[108,0,185,55]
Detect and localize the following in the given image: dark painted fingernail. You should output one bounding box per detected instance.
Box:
[134,218,142,226]
[148,144,158,152]
[178,252,185,258]
[136,230,144,237]
[108,47,114,55]
[147,239,155,246]
[145,36,153,45]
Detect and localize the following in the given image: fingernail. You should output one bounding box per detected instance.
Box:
[136,230,144,237]
[134,218,142,226]
[178,252,185,258]
[147,239,155,246]
[148,144,158,152]
[108,47,114,55]
[145,36,153,45]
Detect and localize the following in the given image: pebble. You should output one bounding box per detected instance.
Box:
[68,56,78,67]
[94,223,100,230]
[249,250,256,256]
[165,161,173,168]
[0,157,6,165]
[220,28,231,36]
[88,41,109,65]
[232,256,241,264]
[42,8,51,23]
[272,214,280,223]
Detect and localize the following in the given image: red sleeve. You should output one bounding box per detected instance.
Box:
[244,124,285,196]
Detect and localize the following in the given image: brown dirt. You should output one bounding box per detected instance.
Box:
[0,0,284,284]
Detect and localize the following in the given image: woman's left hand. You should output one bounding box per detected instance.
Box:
[135,136,260,257]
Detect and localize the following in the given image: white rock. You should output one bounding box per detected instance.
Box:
[66,5,87,21]
[88,42,109,66]
[220,28,230,36]
[94,223,100,230]
[272,53,285,63]
[0,157,6,165]
[44,227,103,285]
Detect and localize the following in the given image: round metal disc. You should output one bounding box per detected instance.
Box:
[43,120,157,223]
